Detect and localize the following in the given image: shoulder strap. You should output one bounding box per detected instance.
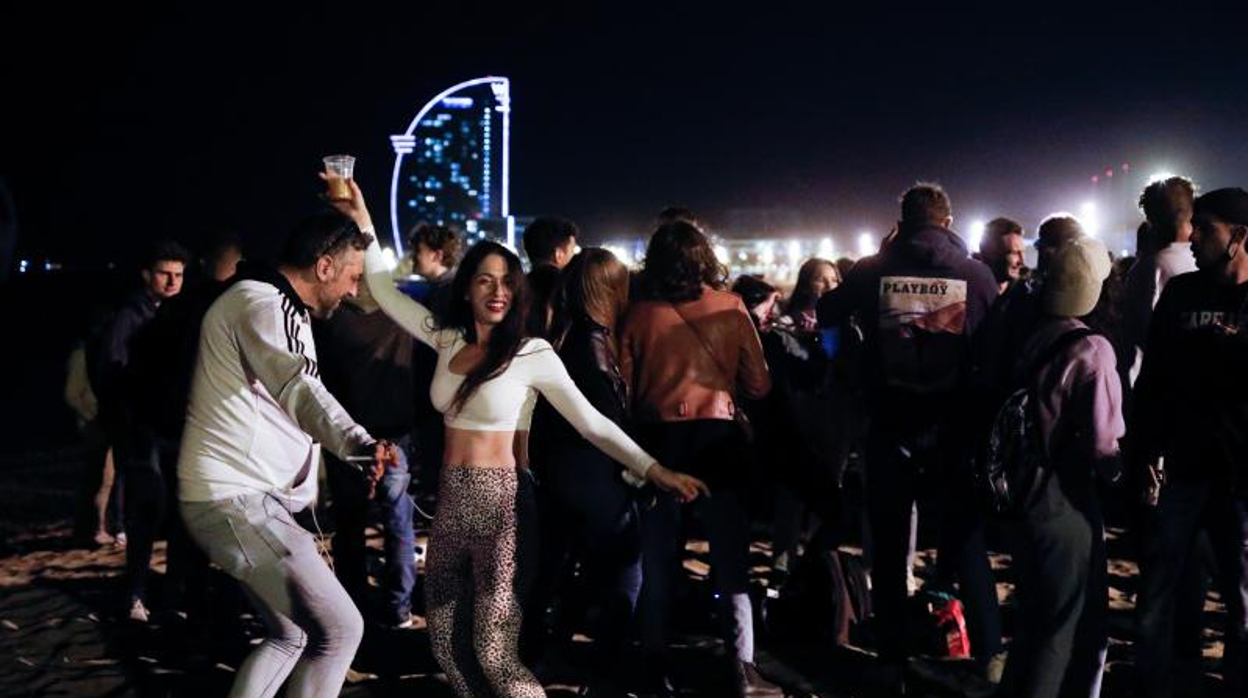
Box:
[1025,327,1096,380]
[670,301,737,388]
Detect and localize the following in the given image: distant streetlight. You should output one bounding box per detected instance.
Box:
[1080,201,1100,238]
[857,232,876,258]
[819,237,835,259]
[759,242,776,266]
[968,219,986,253]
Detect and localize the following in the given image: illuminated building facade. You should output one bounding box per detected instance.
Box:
[389,77,513,253]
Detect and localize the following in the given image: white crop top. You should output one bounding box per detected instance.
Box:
[364,237,657,479]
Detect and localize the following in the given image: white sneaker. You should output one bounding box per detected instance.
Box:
[128,598,150,623]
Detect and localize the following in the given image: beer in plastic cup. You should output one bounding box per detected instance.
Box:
[323,154,356,201]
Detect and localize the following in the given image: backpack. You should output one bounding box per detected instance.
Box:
[981,327,1095,517]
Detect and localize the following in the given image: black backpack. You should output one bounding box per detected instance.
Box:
[981,327,1095,517]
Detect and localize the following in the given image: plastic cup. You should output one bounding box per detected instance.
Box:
[323,154,356,201]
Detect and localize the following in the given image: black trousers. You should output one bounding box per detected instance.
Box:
[522,448,642,668]
[122,432,205,608]
[865,422,1003,661]
[1136,476,1248,697]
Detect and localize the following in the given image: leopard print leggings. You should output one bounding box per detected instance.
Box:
[426,465,544,698]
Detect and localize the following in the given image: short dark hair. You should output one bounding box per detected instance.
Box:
[640,220,727,302]
[407,223,461,264]
[279,209,372,269]
[731,274,777,311]
[145,239,191,269]
[981,217,1023,254]
[522,216,578,265]
[201,229,243,267]
[899,182,953,228]
[1139,176,1195,228]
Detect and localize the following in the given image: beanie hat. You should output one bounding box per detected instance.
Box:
[1042,236,1111,317]
[1193,188,1248,227]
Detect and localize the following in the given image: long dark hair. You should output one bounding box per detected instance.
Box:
[788,257,840,314]
[439,241,532,413]
[640,220,727,302]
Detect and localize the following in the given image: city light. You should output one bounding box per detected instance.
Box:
[389,76,512,254]
[605,244,634,266]
[819,237,835,260]
[759,241,776,266]
[968,219,986,253]
[1080,201,1100,238]
[787,239,802,262]
[1148,170,1177,184]
[714,244,730,265]
[857,231,876,258]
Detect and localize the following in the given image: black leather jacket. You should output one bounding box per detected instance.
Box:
[530,316,630,465]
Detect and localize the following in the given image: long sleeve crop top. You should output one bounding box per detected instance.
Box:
[363,236,657,480]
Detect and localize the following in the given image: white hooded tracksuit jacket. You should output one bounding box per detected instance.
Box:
[177,273,372,510]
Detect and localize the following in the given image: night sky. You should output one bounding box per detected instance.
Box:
[5,3,1248,265]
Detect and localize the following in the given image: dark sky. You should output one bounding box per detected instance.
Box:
[4,3,1248,265]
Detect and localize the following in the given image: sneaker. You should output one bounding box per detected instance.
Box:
[388,614,423,630]
[128,598,150,623]
[981,651,1007,686]
[113,533,128,550]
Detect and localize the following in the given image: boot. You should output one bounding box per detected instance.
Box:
[734,660,783,697]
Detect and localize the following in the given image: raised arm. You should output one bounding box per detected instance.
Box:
[362,237,442,348]
[327,176,443,348]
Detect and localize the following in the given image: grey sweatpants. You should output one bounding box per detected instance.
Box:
[181,493,364,698]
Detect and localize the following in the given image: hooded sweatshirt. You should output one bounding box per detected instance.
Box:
[1019,317,1124,505]
[817,224,999,427]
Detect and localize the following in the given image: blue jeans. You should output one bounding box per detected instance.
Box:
[637,420,757,664]
[325,438,417,625]
[181,493,364,698]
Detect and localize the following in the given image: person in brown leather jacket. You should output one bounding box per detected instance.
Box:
[620,220,781,698]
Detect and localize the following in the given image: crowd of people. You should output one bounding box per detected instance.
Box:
[64,172,1248,698]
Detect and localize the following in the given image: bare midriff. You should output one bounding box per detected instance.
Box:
[442,427,529,469]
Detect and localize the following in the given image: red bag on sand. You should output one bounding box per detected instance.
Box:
[910,589,971,659]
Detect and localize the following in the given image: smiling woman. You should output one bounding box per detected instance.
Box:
[324,177,707,698]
